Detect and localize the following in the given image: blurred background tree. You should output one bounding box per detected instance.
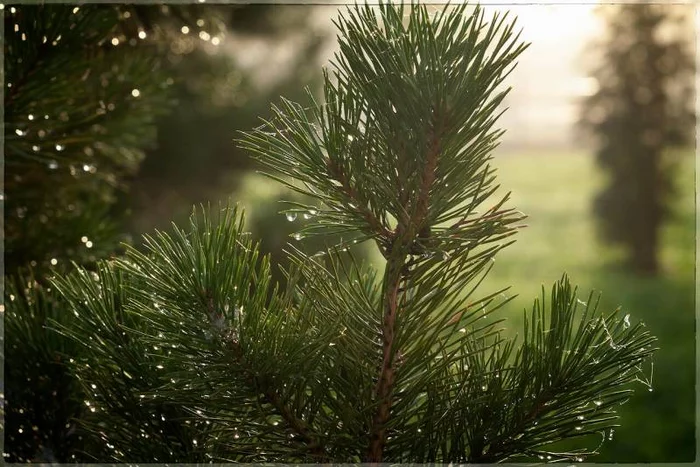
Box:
[578,4,695,276]
[4,4,180,461]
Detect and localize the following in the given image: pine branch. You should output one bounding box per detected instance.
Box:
[222,338,328,461]
[200,284,328,461]
[463,276,657,463]
[38,2,660,463]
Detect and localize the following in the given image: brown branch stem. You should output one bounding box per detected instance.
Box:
[411,127,441,231]
[365,112,445,462]
[327,159,393,240]
[366,256,405,462]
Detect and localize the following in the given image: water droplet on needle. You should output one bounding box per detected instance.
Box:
[623,313,631,329]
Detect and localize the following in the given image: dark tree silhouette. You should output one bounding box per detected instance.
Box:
[579,4,695,275]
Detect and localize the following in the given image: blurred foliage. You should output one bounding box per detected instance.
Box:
[578,4,695,275]
[125,6,329,232]
[120,5,344,285]
[3,3,177,460]
[4,272,88,462]
[2,3,300,462]
[4,4,172,275]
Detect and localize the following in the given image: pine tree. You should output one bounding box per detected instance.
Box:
[44,2,655,463]
[579,3,695,275]
[3,4,226,461]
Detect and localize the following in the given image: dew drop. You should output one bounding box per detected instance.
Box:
[593,400,602,406]
[32,145,40,152]
[285,212,297,222]
[131,89,140,98]
[48,160,58,169]
[55,144,64,151]
[623,314,631,329]
[138,30,147,39]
